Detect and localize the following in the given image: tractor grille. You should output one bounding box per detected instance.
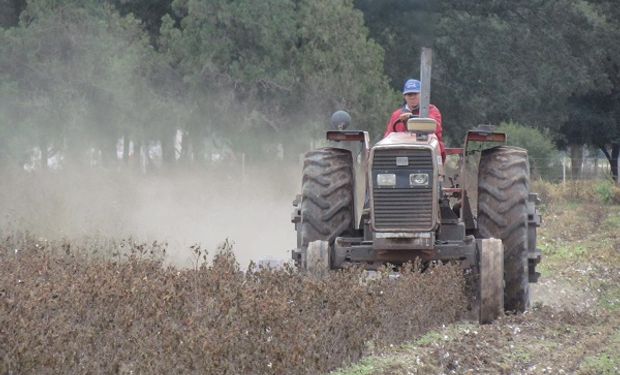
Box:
[372,149,434,230]
[372,149,434,169]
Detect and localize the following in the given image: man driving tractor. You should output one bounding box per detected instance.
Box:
[384,78,446,160]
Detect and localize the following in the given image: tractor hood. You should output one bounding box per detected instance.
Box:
[376,131,438,147]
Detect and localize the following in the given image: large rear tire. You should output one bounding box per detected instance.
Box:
[478,146,530,312]
[299,148,355,270]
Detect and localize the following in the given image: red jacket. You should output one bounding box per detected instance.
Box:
[384,104,445,160]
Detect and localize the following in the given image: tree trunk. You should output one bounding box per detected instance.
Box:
[179,129,194,165]
[569,144,583,180]
[161,128,177,166]
[123,132,130,165]
[195,136,208,166]
[611,144,619,183]
[594,157,598,179]
[599,143,619,182]
[140,140,150,174]
[101,136,118,168]
[39,135,48,170]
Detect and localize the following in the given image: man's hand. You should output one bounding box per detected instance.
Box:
[398,112,413,122]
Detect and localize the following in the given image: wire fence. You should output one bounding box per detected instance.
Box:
[21,143,619,184]
[232,155,617,184]
[529,157,616,183]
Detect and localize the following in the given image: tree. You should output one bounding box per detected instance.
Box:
[295,0,396,139]
[433,1,602,135]
[354,0,438,88]
[364,0,620,181]
[557,0,620,180]
[159,0,396,162]
[497,121,560,179]
[0,0,160,168]
[0,0,26,28]
[107,0,175,44]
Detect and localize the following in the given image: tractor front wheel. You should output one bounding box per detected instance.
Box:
[478,238,505,323]
[298,148,355,271]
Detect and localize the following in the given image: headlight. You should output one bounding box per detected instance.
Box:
[377,173,396,187]
[410,173,429,186]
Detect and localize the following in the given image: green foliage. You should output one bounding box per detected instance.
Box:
[0,0,26,28]
[599,285,620,311]
[496,121,559,178]
[1,0,398,167]
[161,0,396,145]
[579,353,619,375]
[602,212,620,230]
[595,179,617,204]
[414,331,445,346]
[358,0,620,172]
[433,1,601,138]
[354,0,438,88]
[107,0,173,43]
[0,0,158,166]
[330,359,378,375]
[545,244,586,260]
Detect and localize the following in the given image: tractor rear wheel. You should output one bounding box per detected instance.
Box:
[478,146,530,313]
[299,148,355,270]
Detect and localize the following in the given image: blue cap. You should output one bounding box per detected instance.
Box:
[403,79,421,94]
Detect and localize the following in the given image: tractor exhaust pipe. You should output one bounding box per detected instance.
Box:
[419,47,432,118]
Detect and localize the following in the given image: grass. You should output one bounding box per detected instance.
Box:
[602,212,620,230]
[413,331,445,347]
[537,201,620,275]
[545,243,587,260]
[579,354,618,375]
[329,354,417,375]
[330,323,479,375]
[578,329,620,375]
[599,284,620,311]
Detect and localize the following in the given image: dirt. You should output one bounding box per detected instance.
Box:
[332,296,618,375]
[529,278,598,312]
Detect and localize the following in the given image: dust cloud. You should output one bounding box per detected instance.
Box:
[0,163,302,268]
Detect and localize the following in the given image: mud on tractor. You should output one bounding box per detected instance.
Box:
[290,49,542,323]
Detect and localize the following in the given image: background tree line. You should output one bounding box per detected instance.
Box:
[0,0,618,179]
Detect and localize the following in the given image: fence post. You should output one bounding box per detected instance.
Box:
[241,152,246,183]
[562,156,566,184]
[594,157,598,179]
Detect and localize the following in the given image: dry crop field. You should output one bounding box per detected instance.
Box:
[1,236,465,374]
[2,180,619,374]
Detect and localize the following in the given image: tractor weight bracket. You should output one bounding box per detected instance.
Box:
[326,130,368,143]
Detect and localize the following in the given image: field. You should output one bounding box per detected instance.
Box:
[1,180,620,374]
[1,236,467,374]
[332,181,620,374]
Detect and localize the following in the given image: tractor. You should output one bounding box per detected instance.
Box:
[290,48,542,323]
